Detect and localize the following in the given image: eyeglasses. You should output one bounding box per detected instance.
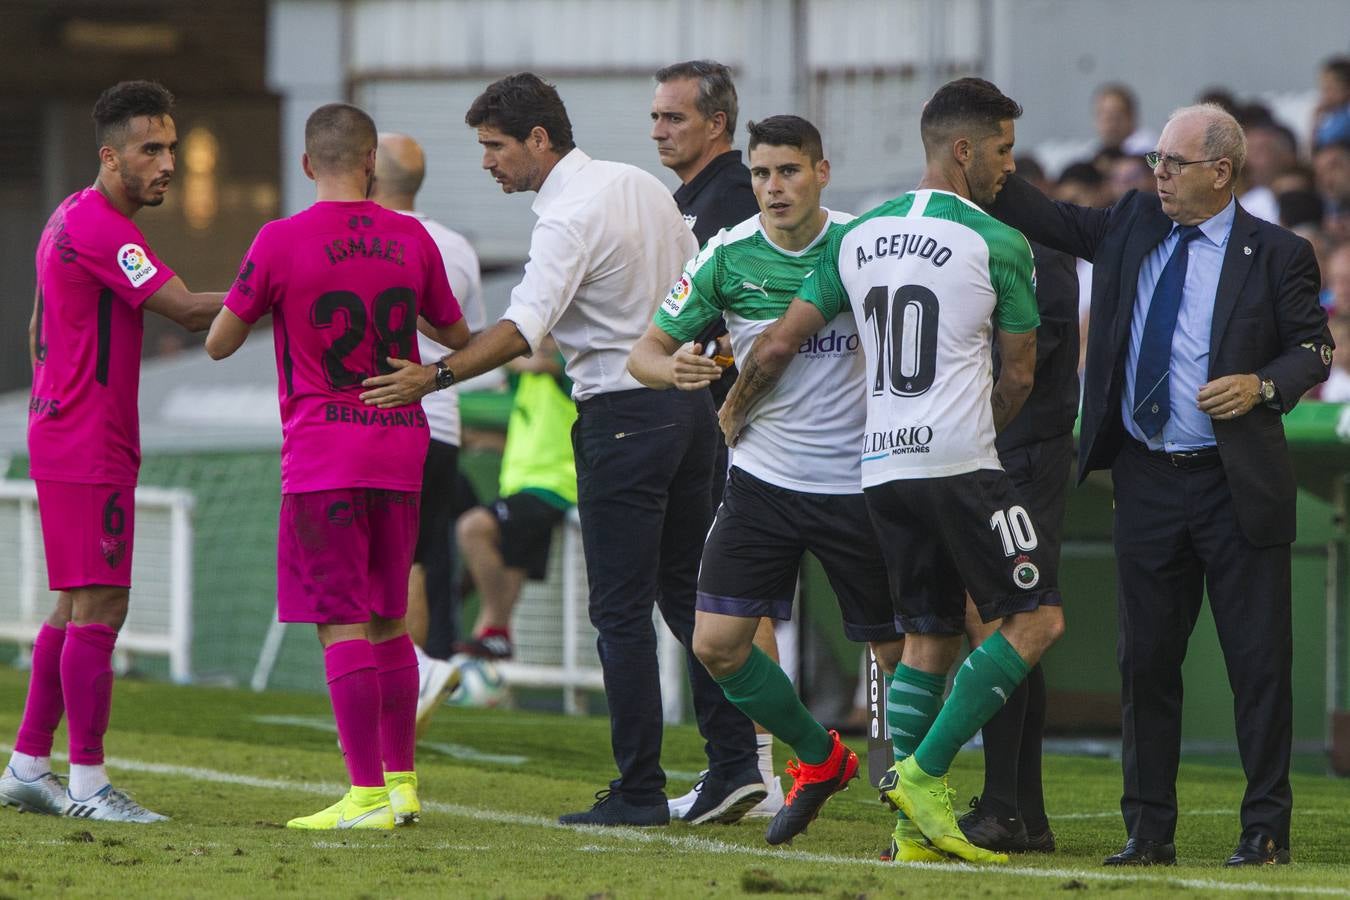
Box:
[1144,151,1225,175]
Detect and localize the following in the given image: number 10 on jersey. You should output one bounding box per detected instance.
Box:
[862,284,939,397]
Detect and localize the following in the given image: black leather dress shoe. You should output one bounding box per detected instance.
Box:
[1224,833,1291,866]
[1103,838,1177,866]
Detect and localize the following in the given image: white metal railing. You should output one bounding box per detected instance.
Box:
[0,480,195,683]
[498,508,686,722]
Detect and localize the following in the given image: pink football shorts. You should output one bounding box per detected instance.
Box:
[34,480,136,591]
[276,488,420,624]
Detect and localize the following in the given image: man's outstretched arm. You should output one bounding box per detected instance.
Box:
[627,324,724,391]
[360,319,531,408]
[719,298,825,446]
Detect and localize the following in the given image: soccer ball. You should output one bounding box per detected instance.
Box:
[445,654,508,708]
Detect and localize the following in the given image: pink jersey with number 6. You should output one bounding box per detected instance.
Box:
[29,188,176,486]
[223,200,462,494]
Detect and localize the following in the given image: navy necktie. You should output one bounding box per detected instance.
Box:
[1132,225,1203,438]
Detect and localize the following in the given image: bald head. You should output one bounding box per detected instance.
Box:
[374,132,427,202]
[304,103,377,177]
[1166,104,1247,177]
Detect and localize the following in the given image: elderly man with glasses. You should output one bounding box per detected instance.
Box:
[987,103,1331,868]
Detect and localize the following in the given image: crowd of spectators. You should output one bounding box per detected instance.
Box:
[1029,58,1350,400]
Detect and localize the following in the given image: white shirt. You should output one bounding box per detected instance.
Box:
[400,211,485,445]
[1322,366,1350,402]
[501,149,697,400]
[1240,185,1280,225]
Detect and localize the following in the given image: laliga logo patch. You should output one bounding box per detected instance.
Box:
[1012,554,1040,589]
[117,243,158,287]
[662,275,692,317]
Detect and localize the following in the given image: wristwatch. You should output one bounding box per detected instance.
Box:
[1259,377,1278,406]
[433,358,456,391]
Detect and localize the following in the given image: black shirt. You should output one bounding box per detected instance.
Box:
[673,149,760,248]
[995,241,1081,452]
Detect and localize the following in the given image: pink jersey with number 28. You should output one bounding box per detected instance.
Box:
[224,200,462,494]
[29,188,176,486]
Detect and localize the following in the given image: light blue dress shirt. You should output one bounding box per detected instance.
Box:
[1122,197,1237,451]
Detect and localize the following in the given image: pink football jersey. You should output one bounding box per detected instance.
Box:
[28,188,176,486]
[224,200,462,493]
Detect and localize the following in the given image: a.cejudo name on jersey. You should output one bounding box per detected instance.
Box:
[855,232,953,270]
[862,425,934,458]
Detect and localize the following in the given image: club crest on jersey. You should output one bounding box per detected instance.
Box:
[117,243,157,287]
[1012,554,1040,589]
[100,537,126,569]
[662,275,692,317]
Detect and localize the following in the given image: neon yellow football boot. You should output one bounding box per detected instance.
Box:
[879,758,1008,864]
[386,771,420,826]
[286,785,394,830]
[883,816,949,863]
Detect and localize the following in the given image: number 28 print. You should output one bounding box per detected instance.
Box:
[309,287,417,390]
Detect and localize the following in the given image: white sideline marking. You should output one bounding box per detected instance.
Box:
[2,749,1335,897]
[1054,808,1232,820]
[251,715,529,766]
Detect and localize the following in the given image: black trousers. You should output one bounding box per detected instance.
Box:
[417,439,471,659]
[1112,439,1293,844]
[572,387,758,802]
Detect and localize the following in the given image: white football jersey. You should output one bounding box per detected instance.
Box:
[799,190,1038,486]
[653,211,863,493]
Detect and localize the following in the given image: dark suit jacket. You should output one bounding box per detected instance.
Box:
[673,150,759,408]
[995,242,1081,454]
[990,175,1330,546]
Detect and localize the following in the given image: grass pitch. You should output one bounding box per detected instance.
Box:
[0,670,1347,898]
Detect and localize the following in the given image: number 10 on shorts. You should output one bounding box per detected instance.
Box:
[989,505,1037,557]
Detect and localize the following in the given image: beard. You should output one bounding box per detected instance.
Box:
[121,169,168,206]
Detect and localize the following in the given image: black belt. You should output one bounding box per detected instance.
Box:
[1129,438,1221,470]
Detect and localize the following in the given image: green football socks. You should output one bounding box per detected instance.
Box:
[914,631,1029,778]
[888,664,946,763]
[716,645,833,765]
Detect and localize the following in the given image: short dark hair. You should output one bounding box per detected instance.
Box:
[304,103,377,175]
[1234,101,1274,129]
[655,60,739,139]
[1095,82,1138,116]
[1058,161,1105,188]
[465,73,575,154]
[1013,154,1046,183]
[1248,120,1299,155]
[92,80,174,149]
[920,77,1022,157]
[1315,137,1350,159]
[746,115,824,163]
[1324,55,1350,87]
[1277,189,1324,230]
[1195,87,1238,117]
